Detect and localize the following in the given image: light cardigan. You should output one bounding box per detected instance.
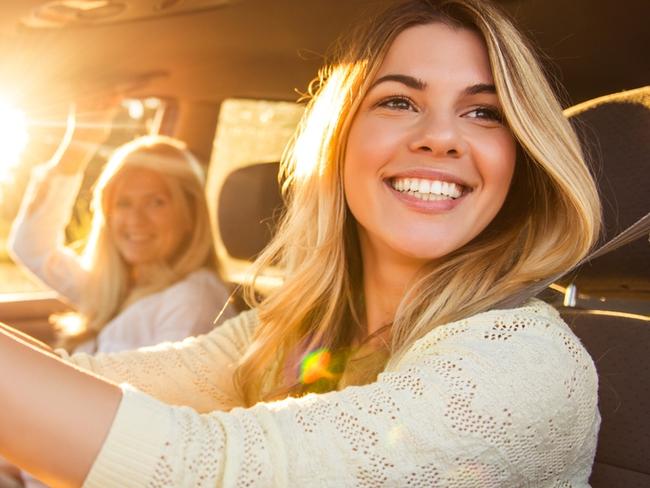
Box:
[8,170,236,353]
[59,299,600,487]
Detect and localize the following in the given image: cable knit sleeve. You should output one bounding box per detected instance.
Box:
[58,310,259,412]
[81,300,600,487]
[7,168,88,305]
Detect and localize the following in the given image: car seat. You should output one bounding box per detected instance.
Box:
[561,86,650,486]
[205,99,303,304]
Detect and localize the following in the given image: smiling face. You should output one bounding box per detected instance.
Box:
[108,167,189,268]
[343,22,517,271]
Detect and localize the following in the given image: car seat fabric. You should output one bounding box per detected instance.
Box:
[560,86,650,486]
[217,162,283,261]
[561,310,650,487]
[564,86,650,296]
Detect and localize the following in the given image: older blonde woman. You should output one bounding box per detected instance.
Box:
[9,119,236,353]
[0,0,600,486]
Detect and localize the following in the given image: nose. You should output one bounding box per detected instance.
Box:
[408,112,466,158]
[124,205,149,226]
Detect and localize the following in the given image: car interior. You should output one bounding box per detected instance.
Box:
[0,1,647,486]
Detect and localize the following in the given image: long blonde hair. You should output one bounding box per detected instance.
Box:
[236,0,601,404]
[62,135,214,347]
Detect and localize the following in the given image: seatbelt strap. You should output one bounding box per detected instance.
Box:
[495,211,650,309]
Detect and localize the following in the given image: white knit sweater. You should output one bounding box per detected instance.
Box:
[60,299,599,487]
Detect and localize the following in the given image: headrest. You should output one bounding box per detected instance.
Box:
[218,161,283,261]
[563,86,650,297]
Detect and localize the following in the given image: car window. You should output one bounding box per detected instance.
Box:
[209,98,304,285]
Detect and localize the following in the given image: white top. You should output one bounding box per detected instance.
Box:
[60,300,599,487]
[74,267,235,354]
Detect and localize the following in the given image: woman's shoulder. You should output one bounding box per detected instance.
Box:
[197,307,260,351]
[398,299,589,368]
[161,268,229,297]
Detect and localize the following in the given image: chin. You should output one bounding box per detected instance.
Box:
[389,233,466,263]
[119,253,146,266]
[384,242,454,265]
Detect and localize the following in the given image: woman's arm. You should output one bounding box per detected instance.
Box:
[7,104,116,305]
[8,169,88,305]
[58,309,258,412]
[76,302,601,487]
[0,325,122,487]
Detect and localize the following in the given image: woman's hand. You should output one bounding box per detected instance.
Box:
[0,323,122,487]
[47,98,120,175]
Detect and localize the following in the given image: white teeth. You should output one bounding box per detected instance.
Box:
[390,177,464,200]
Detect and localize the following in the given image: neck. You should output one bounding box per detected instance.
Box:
[129,266,143,287]
[129,264,155,289]
[358,231,427,337]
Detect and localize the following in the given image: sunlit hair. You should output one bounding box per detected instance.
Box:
[236,0,601,404]
[61,135,214,348]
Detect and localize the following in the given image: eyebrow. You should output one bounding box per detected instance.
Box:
[369,74,496,96]
[370,74,427,90]
[464,83,497,95]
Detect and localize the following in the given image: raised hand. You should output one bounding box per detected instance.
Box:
[47,98,120,175]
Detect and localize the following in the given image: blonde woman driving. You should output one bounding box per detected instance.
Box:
[0,0,602,485]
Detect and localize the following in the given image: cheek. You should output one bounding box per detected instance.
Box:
[150,208,176,233]
[343,116,398,206]
[344,119,372,182]
[107,212,121,233]
[346,116,403,171]
[477,131,517,197]
[158,206,190,244]
[343,126,374,225]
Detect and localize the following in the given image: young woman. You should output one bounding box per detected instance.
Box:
[9,128,236,353]
[0,0,601,486]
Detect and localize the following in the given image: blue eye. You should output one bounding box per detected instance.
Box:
[377,96,416,111]
[466,106,504,123]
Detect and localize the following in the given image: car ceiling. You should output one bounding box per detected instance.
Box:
[0,0,648,111]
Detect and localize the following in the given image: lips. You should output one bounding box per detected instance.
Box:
[123,233,153,243]
[379,168,473,213]
[386,168,472,201]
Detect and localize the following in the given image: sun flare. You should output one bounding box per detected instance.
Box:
[0,98,28,183]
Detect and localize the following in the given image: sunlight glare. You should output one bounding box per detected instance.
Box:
[53,312,86,336]
[291,62,366,180]
[123,98,144,120]
[0,98,28,183]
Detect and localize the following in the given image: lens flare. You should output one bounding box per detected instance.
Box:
[299,348,335,384]
[52,312,85,336]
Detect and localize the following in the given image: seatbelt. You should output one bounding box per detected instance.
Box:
[496,211,650,309]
